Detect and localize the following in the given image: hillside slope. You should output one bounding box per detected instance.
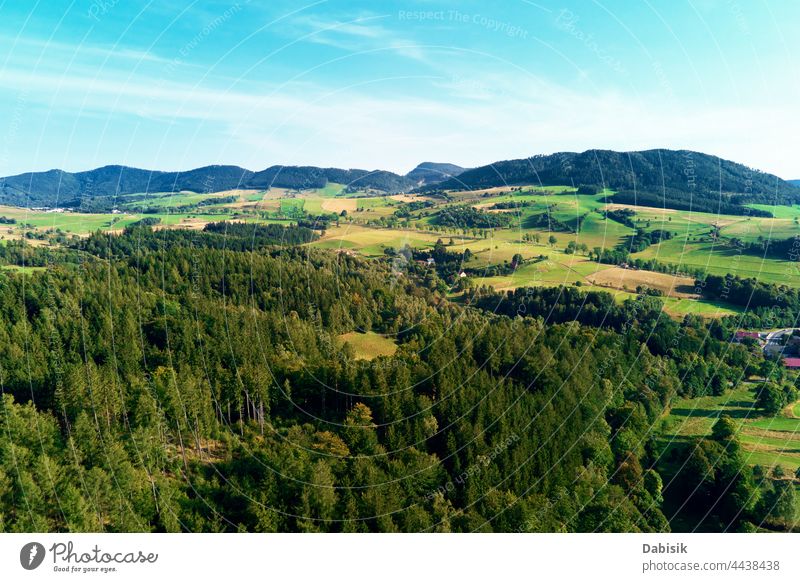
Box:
[2,150,796,213]
[248,166,415,192]
[428,149,800,209]
[0,165,254,208]
[406,162,466,186]
[0,164,416,208]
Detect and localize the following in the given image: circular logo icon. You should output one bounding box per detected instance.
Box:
[20,542,46,570]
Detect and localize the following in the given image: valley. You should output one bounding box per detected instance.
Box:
[2,149,800,533]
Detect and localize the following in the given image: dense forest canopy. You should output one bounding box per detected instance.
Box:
[0,223,792,533]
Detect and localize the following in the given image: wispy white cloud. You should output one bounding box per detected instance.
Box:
[2,36,799,178]
[0,34,172,66]
[290,13,432,64]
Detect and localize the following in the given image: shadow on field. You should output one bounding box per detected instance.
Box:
[674,284,697,295]
[669,405,755,419]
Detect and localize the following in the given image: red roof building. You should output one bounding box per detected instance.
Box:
[735,331,760,340]
[783,358,800,369]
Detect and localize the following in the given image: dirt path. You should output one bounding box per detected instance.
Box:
[783,400,800,419]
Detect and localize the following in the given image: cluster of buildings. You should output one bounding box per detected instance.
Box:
[734,329,800,369]
[30,207,71,213]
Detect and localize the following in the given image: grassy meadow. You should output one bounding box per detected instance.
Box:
[305,185,793,315]
[661,384,800,472]
[1,181,798,319]
[337,331,398,360]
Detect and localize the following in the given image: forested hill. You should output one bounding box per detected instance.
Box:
[406,162,467,186]
[4,149,796,212]
[0,164,418,208]
[0,223,784,532]
[427,149,800,206]
[0,165,255,208]
[247,166,415,192]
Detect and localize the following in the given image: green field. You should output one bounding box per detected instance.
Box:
[337,331,398,360]
[313,182,347,197]
[305,186,800,316]
[661,385,800,471]
[1,265,47,274]
[280,198,305,215]
[635,238,800,285]
[244,191,267,202]
[660,297,743,317]
[426,190,799,281]
[122,191,238,209]
[747,203,800,219]
[312,224,445,256]
[0,206,142,236]
[4,182,800,320]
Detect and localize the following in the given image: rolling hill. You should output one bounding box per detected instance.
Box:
[405,162,466,186]
[0,164,418,209]
[0,165,255,208]
[247,166,415,192]
[426,149,800,213]
[2,150,797,215]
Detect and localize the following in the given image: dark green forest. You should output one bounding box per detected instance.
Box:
[428,149,800,211]
[0,224,792,532]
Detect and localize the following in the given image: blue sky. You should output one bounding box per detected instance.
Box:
[1,0,799,177]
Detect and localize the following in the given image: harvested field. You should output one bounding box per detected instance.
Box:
[586,267,698,298]
[322,198,359,213]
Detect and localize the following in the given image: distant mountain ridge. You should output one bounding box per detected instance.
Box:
[2,150,797,212]
[427,149,800,207]
[247,166,414,192]
[0,164,420,209]
[406,162,466,186]
[0,165,254,208]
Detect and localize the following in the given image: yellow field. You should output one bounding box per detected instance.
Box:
[389,194,438,203]
[312,224,447,255]
[321,198,358,213]
[337,331,398,360]
[586,267,698,298]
